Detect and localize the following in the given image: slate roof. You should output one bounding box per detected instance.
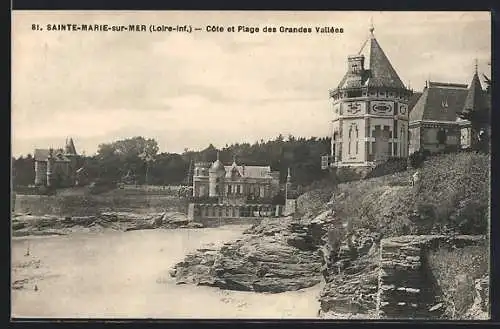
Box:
[366,37,406,89]
[34,149,50,161]
[409,82,468,122]
[337,32,406,90]
[408,92,423,113]
[461,72,488,116]
[65,138,77,155]
[224,163,273,179]
[34,148,71,162]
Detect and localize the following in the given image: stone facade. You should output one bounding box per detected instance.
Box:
[34,138,80,188]
[192,154,280,204]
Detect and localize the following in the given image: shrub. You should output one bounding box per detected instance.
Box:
[409,149,427,168]
[326,152,490,239]
[427,244,489,319]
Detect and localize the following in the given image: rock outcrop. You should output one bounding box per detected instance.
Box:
[170,213,339,293]
[377,235,487,319]
[465,275,489,319]
[318,227,381,317]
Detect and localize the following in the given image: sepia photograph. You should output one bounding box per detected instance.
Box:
[11,10,491,320]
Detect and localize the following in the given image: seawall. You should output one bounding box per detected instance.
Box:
[13,193,188,217]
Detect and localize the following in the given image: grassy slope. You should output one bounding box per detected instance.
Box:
[307,152,490,238]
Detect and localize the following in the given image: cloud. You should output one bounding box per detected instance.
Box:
[11,11,491,157]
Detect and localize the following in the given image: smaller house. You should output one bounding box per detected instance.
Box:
[34,138,80,188]
[192,153,281,204]
[408,68,488,155]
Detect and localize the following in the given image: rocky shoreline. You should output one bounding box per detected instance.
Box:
[168,208,489,319]
[170,215,336,292]
[11,211,203,237]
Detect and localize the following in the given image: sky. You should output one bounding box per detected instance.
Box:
[11,11,491,157]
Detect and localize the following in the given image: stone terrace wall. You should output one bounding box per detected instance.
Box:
[14,194,188,216]
[377,235,486,319]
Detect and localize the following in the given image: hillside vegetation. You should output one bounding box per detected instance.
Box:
[299,151,490,239]
[294,151,490,319]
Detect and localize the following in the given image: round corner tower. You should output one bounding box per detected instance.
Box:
[208,152,226,199]
[329,25,412,170]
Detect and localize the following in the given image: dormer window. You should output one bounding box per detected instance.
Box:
[441,98,449,108]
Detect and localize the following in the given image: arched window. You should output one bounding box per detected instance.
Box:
[332,132,339,158]
[355,127,359,154]
[348,124,358,155]
[400,127,405,156]
[348,127,352,155]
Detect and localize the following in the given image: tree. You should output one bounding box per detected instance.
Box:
[458,71,491,153]
[12,154,35,188]
[96,136,159,184]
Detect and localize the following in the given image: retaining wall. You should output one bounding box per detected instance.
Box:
[13,193,188,216]
[377,235,487,319]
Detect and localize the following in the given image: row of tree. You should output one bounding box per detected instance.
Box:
[12,135,332,190]
[12,72,490,190]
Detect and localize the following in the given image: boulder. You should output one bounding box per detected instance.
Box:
[170,247,219,286]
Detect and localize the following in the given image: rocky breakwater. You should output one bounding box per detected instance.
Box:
[170,214,338,293]
[377,235,486,320]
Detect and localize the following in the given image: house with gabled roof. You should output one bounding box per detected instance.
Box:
[34,138,82,188]
[192,152,280,205]
[408,66,489,154]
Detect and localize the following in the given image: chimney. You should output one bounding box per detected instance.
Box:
[347,55,365,74]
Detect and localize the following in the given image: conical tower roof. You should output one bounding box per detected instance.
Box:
[365,34,405,89]
[337,26,406,90]
[461,70,487,116]
[65,138,77,155]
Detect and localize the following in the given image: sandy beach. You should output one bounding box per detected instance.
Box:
[11,225,323,319]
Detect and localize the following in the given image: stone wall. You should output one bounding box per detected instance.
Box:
[13,194,188,216]
[188,203,281,226]
[377,235,486,319]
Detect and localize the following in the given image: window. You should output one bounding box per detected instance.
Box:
[236,185,241,194]
[321,155,329,169]
[347,90,362,98]
[348,124,359,155]
[437,129,447,145]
